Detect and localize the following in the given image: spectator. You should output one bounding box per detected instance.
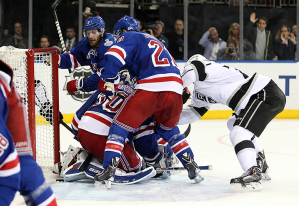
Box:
[274,25,296,60]
[137,19,143,31]
[39,35,50,48]
[5,22,28,48]
[291,24,297,39]
[58,26,77,52]
[227,23,240,48]
[0,26,10,46]
[199,27,227,60]
[217,38,239,60]
[244,13,276,60]
[153,20,169,48]
[243,39,256,60]
[165,19,185,59]
[82,7,93,23]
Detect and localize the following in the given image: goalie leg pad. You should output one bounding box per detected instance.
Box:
[78,129,142,172]
[88,158,156,185]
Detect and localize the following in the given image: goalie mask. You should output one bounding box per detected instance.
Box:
[83,16,105,37]
[113,15,139,38]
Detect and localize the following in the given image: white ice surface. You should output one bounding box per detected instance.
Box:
[11,119,299,206]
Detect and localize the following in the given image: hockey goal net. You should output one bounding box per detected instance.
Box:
[0,46,60,169]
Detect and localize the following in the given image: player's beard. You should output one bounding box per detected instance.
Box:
[89,34,103,48]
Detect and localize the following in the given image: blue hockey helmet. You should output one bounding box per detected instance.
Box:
[113,15,139,37]
[83,16,105,36]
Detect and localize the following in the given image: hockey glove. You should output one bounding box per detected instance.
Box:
[182,87,191,104]
[67,77,85,95]
[98,79,118,99]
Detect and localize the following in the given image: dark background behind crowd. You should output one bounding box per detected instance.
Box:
[0,0,297,60]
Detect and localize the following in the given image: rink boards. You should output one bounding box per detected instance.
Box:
[55,61,299,123]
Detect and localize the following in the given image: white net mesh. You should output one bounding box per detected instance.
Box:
[0,46,57,169]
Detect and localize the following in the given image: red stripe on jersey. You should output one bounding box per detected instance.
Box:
[68,53,79,68]
[47,197,58,206]
[84,113,112,127]
[48,200,57,206]
[157,138,167,145]
[0,155,19,171]
[135,125,154,135]
[72,117,78,128]
[137,76,183,86]
[73,55,79,68]
[172,140,189,154]
[107,48,125,60]
[105,142,123,152]
[0,78,10,97]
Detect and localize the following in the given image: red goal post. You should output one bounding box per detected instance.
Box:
[0,46,60,169]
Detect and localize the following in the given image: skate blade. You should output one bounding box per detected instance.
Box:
[94,180,111,189]
[104,180,111,189]
[160,171,171,179]
[262,173,271,180]
[194,175,204,183]
[230,181,261,191]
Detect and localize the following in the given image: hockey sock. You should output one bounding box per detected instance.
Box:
[155,126,194,167]
[251,136,262,158]
[168,134,194,167]
[230,126,257,172]
[157,137,174,158]
[103,123,129,168]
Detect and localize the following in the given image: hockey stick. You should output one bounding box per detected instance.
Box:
[52,0,73,76]
[52,0,66,53]
[59,119,79,141]
[182,124,191,138]
[156,165,213,172]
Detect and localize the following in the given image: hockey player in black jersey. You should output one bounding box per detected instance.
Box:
[179,54,286,190]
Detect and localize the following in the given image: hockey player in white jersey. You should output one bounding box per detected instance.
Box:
[179,54,286,190]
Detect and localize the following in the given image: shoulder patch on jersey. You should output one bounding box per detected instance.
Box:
[117,36,124,43]
[104,39,113,46]
[190,60,208,82]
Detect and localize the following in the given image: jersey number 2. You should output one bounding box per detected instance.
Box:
[148,40,177,67]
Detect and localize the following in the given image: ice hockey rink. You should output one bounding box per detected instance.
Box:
[11,119,299,206]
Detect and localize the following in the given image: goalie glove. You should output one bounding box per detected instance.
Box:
[98,79,118,100]
[67,77,85,95]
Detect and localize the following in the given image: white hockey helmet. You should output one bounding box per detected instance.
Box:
[184,54,207,68]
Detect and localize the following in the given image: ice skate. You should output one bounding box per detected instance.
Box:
[145,151,170,179]
[257,150,271,180]
[230,166,262,191]
[181,152,204,183]
[168,153,181,168]
[94,157,120,189]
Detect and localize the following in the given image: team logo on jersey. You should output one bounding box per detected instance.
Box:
[86,49,96,59]
[104,39,113,46]
[195,91,217,104]
[64,66,95,102]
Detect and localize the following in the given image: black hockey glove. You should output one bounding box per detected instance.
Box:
[182,88,191,104]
